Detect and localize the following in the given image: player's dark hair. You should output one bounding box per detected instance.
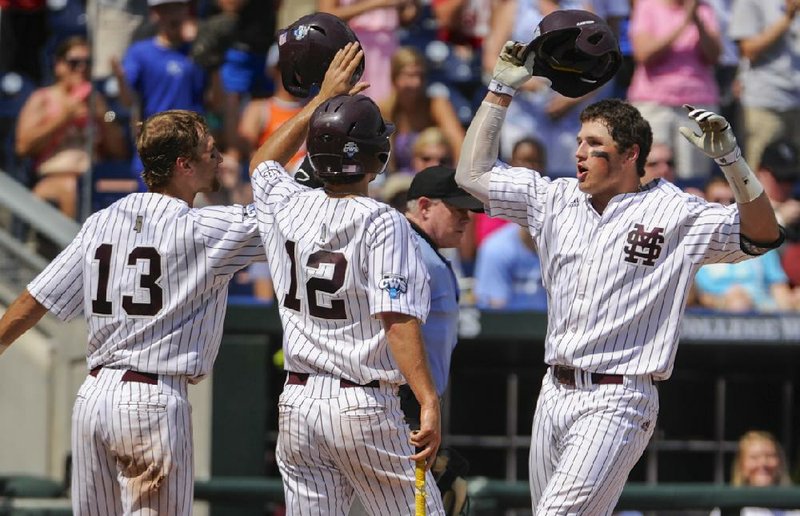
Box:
[137,110,209,191]
[580,99,652,177]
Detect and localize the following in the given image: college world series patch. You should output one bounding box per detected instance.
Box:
[379,273,408,299]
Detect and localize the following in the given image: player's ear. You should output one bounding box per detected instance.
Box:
[625,144,640,166]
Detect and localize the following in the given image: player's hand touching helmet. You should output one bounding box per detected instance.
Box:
[679,105,740,163]
[490,41,537,94]
[317,42,369,101]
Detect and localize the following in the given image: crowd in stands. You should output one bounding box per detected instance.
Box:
[1,0,799,313]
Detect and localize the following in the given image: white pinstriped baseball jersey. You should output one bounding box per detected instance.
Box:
[27,192,264,380]
[250,161,431,385]
[488,166,754,380]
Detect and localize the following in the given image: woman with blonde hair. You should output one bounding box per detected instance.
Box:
[731,431,791,487]
[379,46,464,174]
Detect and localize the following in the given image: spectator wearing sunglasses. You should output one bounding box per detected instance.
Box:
[410,126,452,173]
[15,36,128,219]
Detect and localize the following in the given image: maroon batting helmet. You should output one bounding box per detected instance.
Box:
[277,12,364,98]
[307,94,394,179]
[526,9,621,98]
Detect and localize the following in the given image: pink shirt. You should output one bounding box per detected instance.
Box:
[627,0,720,106]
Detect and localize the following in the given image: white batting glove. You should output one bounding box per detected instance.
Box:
[489,41,536,96]
[680,104,764,203]
[678,105,739,164]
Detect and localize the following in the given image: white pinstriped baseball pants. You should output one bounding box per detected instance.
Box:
[529,368,659,515]
[276,374,445,515]
[71,368,193,515]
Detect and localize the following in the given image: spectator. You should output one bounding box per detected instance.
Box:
[473,224,548,311]
[729,0,800,170]
[113,0,206,190]
[628,0,722,180]
[694,177,798,313]
[410,126,452,173]
[709,431,800,516]
[756,139,800,240]
[379,46,464,174]
[755,139,800,290]
[733,431,792,487]
[705,0,743,137]
[217,0,277,150]
[318,0,419,104]
[15,36,128,219]
[642,142,677,184]
[86,0,148,80]
[238,45,305,173]
[0,0,48,83]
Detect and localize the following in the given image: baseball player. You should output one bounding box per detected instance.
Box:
[0,110,264,515]
[248,40,445,515]
[455,10,783,514]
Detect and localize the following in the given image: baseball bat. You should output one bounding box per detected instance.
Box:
[415,459,426,516]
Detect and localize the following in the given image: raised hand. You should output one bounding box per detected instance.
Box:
[679,105,739,163]
[318,42,369,100]
[491,41,537,91]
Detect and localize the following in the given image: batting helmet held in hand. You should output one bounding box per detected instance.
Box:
[526,9,621,98]
[307,94,394,179]
[277,12,364,98]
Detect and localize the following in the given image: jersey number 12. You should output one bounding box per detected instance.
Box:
[283,240,348,320]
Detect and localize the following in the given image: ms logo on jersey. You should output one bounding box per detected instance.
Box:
[379,273,408,299]
[343,142,359,158]
[623,224,665,266]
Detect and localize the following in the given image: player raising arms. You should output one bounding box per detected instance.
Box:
[456,10,783,515]
[0,109,265,514]
[248,38,444,515]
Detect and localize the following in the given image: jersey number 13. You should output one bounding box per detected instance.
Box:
[92,243,163,316]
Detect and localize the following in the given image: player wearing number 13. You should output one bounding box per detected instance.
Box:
[0,110,264,514]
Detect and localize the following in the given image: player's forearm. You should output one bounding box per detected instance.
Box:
[381,313,439,407]
[737,192,781,244]
[455,94,509,204]
[0,290,48,357]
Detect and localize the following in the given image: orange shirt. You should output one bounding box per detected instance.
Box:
[258,97,305,172]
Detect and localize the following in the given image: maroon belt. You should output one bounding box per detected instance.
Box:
[552,365,623,387]
[90,367,159,385]
[287,371,380,388]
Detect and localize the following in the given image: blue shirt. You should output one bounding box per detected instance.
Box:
[474,224,548,311]
[410,223,460,396]
[123,38,205,117]
[695,250,788,311]
[124,38,206,188]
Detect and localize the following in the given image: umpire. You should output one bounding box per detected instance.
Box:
[403,166,482,516]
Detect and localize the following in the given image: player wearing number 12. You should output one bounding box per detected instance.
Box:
[249,41,444,514]
[0,110,264,514]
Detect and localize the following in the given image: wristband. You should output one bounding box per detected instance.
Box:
[488,80,516,97]
[718,156,764,204]
[714,146,742,167]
